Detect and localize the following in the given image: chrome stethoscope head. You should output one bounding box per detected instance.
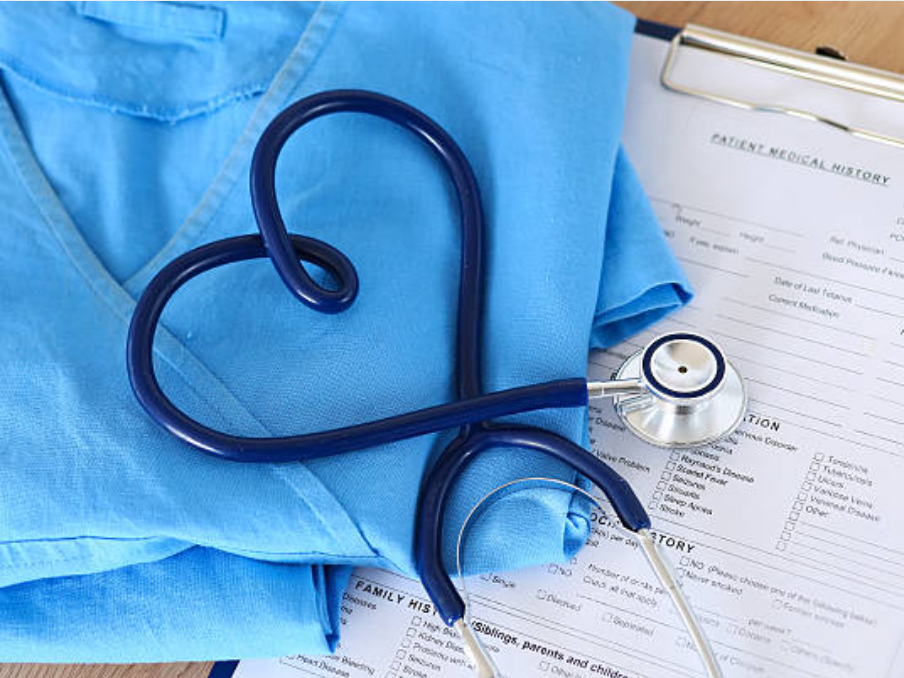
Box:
[449,332,744,678]
[590,332,746,448]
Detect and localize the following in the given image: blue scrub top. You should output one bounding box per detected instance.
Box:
[0,1,689,661]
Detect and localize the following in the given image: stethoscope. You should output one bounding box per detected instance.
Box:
[127,90,746,678]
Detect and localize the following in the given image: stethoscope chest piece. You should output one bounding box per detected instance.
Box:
[126,90,731,678]
[612,333,746,449]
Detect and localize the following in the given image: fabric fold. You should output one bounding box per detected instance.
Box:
[591,146,693,349]
[0,1,691,661]
[0,548,351,662]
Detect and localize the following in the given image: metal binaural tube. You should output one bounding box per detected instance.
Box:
[452,478,725,678]
[587,379,645,399]
[636,529,724,678]
[454,620,499,678]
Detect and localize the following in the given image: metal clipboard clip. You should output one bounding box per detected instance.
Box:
[661,23,904,149]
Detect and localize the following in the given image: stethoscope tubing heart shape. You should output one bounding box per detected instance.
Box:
[127,90,734,678]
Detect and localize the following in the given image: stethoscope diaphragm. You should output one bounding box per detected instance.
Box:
[611,333,746,449]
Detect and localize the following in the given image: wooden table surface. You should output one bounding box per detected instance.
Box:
[3,3,902,678]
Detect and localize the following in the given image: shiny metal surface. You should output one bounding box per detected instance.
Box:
[587,378,645,399]
[455,477,725,678]
[612,334,746,448]
[649,338,717,394]
[637,529,724,678]
[454,619,498,678]
[661,24,904,149]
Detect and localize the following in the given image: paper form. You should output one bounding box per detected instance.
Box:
[230,33,904,678]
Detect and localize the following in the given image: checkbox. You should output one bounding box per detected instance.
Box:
[536,589,546,600]
[789,511,799,521]
[603,612,614,622]
[776,542,787,551]
[395,650,406,659]
[391,663,401,671]
[548,564,558,574]
[803,482,812,491]
[670,451,680,461]
[539,661,550,671]
[781,531,790,541]
[648,501,659,510]
[666,461,676,470]
[785,521,795,531]
[657,481,667,490]
[809,462,820,471]
[653,491,662,500]
[402,639,411,648]
[797,492,807,501]
[406,628,416,637]
[772,598,783,609]
[680,556,690,565]
[411,617,422,626]
[814,453,824,461]
[662,472,672,480]
[793,502,803,511]
[385,672,396,678]
[806,472,815,481]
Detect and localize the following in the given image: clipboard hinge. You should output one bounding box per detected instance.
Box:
[661,24,904,149]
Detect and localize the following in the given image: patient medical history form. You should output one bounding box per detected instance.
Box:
[230,32,904,678]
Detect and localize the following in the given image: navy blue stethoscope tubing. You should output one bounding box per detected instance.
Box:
[418,426,649,624]
[126,89,650,628]
[250,90,484,402]
[128,240,588,459]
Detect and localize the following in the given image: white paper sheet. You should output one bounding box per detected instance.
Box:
[230,32,904,678]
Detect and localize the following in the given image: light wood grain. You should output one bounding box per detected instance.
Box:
[3,3,902,678]
[615,1,904,73]
[0,664,212,678]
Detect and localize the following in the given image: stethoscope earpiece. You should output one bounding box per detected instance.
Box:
[127,91,736,678]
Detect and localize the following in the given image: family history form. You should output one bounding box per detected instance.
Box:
[229,32,904,678]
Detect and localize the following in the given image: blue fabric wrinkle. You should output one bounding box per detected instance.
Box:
[0,1,692,662]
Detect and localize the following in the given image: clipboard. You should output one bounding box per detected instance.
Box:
[637,19,904,148]
[207,17,903,678]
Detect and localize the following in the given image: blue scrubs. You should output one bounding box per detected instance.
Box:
[0,1,689,661]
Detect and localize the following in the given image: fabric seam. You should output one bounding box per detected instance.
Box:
[0,2,380,576]
[0,47,268,123]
